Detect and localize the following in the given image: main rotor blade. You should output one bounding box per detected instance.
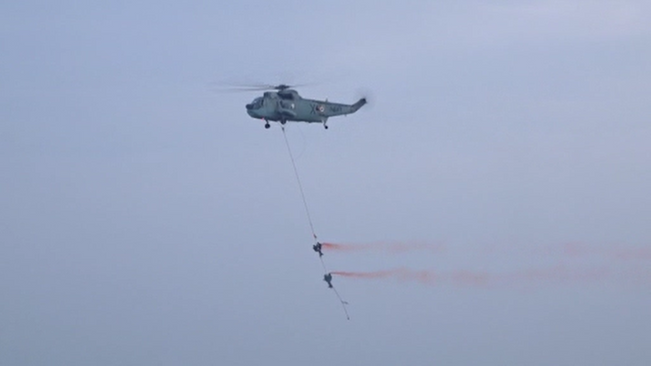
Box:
[210,79,323,93]
[208,82,276,94]
[283,81,319,88]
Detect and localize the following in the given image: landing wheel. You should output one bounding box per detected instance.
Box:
[280,120,286,125]
[324,125,329,129]
[264,123,270,129]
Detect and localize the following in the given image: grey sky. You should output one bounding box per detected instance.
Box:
[2,1,650,365]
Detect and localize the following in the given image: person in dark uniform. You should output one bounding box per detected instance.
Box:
[323,273,333,288]
[313,242,323,257]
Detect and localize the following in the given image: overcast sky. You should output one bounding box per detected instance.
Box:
[2,1,651,365]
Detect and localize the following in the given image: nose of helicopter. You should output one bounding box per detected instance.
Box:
[245,104,257,118]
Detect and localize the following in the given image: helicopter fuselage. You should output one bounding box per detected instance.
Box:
[245,89,366,129]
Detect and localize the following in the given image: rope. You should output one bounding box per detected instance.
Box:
[281,125,351,320]
[319,256,328,273]
[332,285,351,320]
[281,126,317,240]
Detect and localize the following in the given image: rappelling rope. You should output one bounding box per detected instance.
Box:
[318,256,328,273]
[332,286,351,320]
[281,125,317,241]
[281,125,350,320]
[281,126,329,272]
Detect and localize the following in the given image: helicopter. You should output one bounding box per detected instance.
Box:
[241,84,367,129]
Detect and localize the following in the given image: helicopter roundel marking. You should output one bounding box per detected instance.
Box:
[317,105,325,113]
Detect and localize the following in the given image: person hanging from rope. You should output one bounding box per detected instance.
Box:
[313,242,324,257]
[324,273,333,288]
[282,128,350,320]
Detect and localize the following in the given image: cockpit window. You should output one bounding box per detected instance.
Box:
[252,97,263,109]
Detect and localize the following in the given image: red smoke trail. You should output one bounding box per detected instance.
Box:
[488,241,651,262]
[332,269,489,287]
[541,242,651,264]
[609,247,651,261]
[322,241,446,254]
[332,269,407,279]
[321,241,651,260]
[332,266,616,287]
